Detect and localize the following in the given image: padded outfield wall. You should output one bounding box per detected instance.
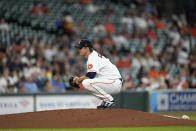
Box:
[0,90,196,115]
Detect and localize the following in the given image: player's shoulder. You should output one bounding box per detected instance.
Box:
[89,50,98,58]
[88,50,102,63]
[92,50,98,55]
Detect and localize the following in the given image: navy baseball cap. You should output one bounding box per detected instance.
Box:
[75,39,93,49]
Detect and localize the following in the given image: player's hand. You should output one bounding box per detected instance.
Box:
[69,76,80,88]
[75,78,80,84]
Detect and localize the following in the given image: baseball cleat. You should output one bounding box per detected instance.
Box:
[97,100,115,109]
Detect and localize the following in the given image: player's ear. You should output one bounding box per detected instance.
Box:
[86,47,90,51]
[89,47,93,52]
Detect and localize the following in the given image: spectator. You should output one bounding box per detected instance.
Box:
[31,3,41,15]
[145,41,153,55]
[112,32,129,50]
[121,12,134,26]
[134,13,148,31]
[148,66,159,79]
[86,1,99,14]
[0,0,196,93]
[0,68,9,93]
[155,18,167,30]
[168,26,181,46]
[40,4,51,14]
[24,75,39,93]
[0,18,10,32]
[191,24,196,38]
[44,80,54,92]
[80,0,91,5]
[176,78,189,91]
[122,76,135,90]
[190,70,196,88]
[7,70,19,93]
[116,56,131,69]
[132,53,142,69]
[104,21,116,34]
[50,75,66,93]
[177,44,189,65]
[57,15,76,36]
[93,22,106,36]
[31,3,51,15]
[146,28,158,41]
[44,44,56,62]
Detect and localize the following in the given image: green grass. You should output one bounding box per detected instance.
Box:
[190,116,196,120]
[1,127,196,131]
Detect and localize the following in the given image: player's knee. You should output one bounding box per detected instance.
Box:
[82,79,91,89]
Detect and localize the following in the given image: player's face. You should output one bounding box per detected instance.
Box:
[79,47,87,56]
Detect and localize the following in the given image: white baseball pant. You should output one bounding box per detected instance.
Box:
[82,78,122,102]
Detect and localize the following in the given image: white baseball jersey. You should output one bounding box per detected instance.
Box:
[82,50,122,103]
[87,50,122,79]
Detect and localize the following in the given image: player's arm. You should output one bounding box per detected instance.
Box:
[74,72,96,84]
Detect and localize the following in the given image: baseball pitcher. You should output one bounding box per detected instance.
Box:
[69,39,123,109]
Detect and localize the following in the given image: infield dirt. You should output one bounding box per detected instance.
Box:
[0,109,196,128]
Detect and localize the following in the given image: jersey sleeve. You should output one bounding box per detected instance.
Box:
[87,57,100,73]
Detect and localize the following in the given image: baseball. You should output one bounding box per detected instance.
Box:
[182,115,190,120]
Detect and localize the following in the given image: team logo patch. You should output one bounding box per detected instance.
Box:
[88,64,93,69]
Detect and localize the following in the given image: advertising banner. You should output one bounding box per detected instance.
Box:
[150,91,196,112]
[36,95,100,111]
[0,96,34,115]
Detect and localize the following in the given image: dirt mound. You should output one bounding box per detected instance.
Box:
[0,109,196,128]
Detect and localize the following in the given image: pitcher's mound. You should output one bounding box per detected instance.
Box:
[0,109,196,128]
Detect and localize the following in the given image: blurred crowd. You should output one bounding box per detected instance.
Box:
[0,0,196,94]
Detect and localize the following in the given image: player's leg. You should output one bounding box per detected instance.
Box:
[82,78,122,108]
[82,78,120,101]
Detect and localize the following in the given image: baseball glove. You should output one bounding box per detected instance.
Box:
[69,76,80,88]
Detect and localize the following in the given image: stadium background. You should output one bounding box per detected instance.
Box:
[0,0,196,113]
